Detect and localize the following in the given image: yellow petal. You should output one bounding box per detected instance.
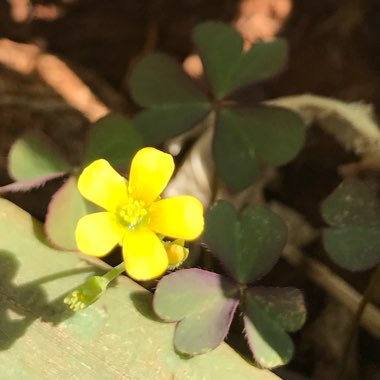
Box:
[78,159,128,212]
[122,227,168,281]
[75,212,123,257]
[148,196,204,240]
[128,147,174,205]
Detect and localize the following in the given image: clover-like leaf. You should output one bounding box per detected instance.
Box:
[203,201,287,284]
[83,114,143,168]
[322,180,380,271]
[9,132,70,181]
[45,176,93,250]
[321,179,380,227]
[153,269,239,355]
[129,52,208,107]
[193,21,288,99]
[129,53,211,145]
[213,111,260,191]
[323,227,380,271]
[134,103,211,146]
[243,287,306,368]
[214,107,305,191]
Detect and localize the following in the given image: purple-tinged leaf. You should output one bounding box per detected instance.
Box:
[243,287,305,368]
[0,172,67,194]
[203,201,287,284]
[45,176,91,250]
[153,269,239,355]
[9,132,70,181]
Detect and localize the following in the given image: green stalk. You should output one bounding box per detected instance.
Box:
[103,262,126,284]
[339,263,380,378]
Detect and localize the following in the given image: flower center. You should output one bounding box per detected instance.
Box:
[116,198,148,230]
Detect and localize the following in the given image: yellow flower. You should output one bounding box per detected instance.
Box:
[75,147,204,281]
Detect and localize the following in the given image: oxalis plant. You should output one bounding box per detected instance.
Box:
[7,20,380,374]
[321,179,380,376]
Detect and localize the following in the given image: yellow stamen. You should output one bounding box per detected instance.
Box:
[116,198,148,230]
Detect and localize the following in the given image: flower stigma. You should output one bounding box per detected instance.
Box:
[116,197,148,230]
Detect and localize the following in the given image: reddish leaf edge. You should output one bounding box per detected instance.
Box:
[0,172,67,194]
[175,297,240,357]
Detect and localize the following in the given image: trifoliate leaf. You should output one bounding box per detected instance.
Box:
[203,201,287,284]
[193,21,288,99]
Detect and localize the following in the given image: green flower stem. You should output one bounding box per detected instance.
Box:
[103,262,126,284]
[339,263,380,378]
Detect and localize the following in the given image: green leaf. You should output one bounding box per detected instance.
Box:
[227,39,288,96]
[128,52,211,144]
[321,179,380,227]
[9,132,70,180]
[0,198,279,380]
[193,22,287,99]
[192,22,243,99]
[203,201,287,284]
[129,52,208,107]
[213,111,260,191]
[236,106,306,165]
[243,287,305,368]
[247,287,306,332]
[154,269,239,355]
[45,176,91,250]
[323,227,380,271]
[322,180,380,270]
[83,114,143,168]
[214,107,305,191]
[134,103,211,146]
